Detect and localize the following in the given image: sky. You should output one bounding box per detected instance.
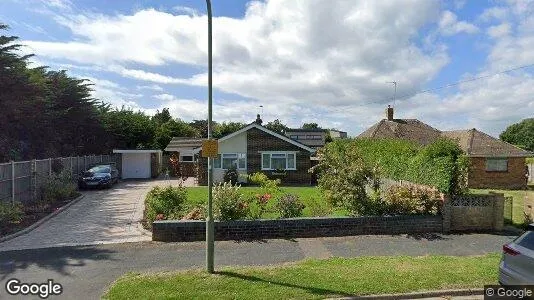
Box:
[1,0,533,137]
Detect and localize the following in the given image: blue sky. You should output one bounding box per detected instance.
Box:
[1,0,533,136]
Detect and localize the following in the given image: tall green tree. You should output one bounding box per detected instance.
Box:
[214,122,246,138]
[152,108,172,126]
[100,107,156,150]
[500,118,534,151]
[302,122,320,129]
[264,119,289,134]
[153,119,199,149]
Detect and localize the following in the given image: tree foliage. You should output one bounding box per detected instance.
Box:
[264,119,289,134]
[302,122,319,129]
[500,118,534,151]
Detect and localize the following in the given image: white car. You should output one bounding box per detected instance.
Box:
[499,224,534,285]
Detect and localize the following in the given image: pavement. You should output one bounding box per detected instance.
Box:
[0,232,517,300]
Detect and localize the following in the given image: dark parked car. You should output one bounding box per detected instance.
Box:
[78,164,119,189]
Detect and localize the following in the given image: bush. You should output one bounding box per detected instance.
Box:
[213,182,248,221]
[383,184,442,215]
[181,205,205,220]
[277,194,305,218]
[41,171,78,203]
[313,142,376,216]
[247,193,272,220]
[0,202,23,229]
[248,172,281,195]
[145,185,187,224]
[223,166,239,185]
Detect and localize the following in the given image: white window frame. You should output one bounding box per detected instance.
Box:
[213,153,246,170]
[179,155,195,163]
[260,151,297,171]
[485,158,508,172]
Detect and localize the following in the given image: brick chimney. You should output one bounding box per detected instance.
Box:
[255,114,263,125]
[386,105,394,121]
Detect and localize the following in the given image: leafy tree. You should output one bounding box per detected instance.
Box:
[153,119,199,149]
[189,119,218,138]
[302,122,320,129]
[500,118,534,151]
[214,122,246,138]
[264,119,289,134]
[152,108,172,126]
[100,107,156,150]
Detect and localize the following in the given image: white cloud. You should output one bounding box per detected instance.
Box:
[21,0,534,136]
[173,6,198,16]
[439,10,479,36]
[487,23,511,38]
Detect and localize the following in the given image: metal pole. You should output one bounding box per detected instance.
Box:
[11,161,15,205]
[205,0,215,274]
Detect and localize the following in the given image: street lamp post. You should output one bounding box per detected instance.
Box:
[205,0,215,274]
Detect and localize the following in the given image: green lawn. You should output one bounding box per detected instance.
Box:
[104,254,500,299]
[185,186,348,218]
[470,188,532,226]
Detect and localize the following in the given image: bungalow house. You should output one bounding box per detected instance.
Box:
[285,128,327,150]
[165,115,316,185]
[358,106,533,190]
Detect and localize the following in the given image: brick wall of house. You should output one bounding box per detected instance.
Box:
[247,127,312,185]
[468,157,527,190]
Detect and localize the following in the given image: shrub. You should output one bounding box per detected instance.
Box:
[145,185,187,224]
[223,166,239,185]
[306,198,332,217]
[248,172,281,195]
[0,202,23,229]
[213,182,248,221]
[247,193,272,219]
[41,171,78,203]
[383,184,442,215]
[276,194,305,218]
[182,205,205,220]
[313,142,376,216]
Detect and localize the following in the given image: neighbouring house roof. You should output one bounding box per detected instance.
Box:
[358,119,442,146]
[358,118,533,158]
[219,123,316,153]
[113,149,162,154]
[285,128,327,133]
[442,129,533,158]
[164,138,205,152]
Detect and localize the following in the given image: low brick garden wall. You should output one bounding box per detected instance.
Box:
[152,215,443,242]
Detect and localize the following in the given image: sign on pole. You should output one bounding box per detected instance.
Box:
[202,139,218,158]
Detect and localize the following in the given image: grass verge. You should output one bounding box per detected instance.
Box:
[104,254,499,299]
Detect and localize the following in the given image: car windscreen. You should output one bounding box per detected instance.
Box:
[88,166,110,173]
[517,231,534,250]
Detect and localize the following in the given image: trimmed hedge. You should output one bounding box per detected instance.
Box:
[320,138,468,195]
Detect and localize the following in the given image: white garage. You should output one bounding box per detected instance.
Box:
[113,149,162,179]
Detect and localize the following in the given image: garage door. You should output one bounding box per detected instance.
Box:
[121,153,151,179]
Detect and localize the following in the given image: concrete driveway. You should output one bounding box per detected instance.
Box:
[0,179,192,251]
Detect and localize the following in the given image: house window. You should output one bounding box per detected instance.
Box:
[306,135,322,140]
[485,158,508,172]
[290,135,299,140]
[261,152,296,170]
[179,155,194,162]
[213,153,246,170]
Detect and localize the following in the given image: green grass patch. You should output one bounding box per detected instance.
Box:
[471,189,532,226]
[104,254,500,299]
[185,186,348,218]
